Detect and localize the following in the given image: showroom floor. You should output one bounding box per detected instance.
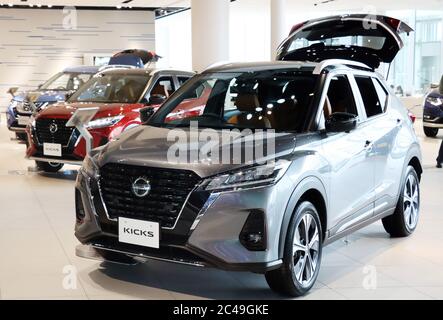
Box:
[0,114,442,300]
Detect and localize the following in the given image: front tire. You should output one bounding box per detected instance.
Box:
[265,201,322,297]
[423,127,439,138]
[36,161,64,173]
[382,166,420,237]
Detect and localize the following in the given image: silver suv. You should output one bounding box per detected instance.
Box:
[75,15,422,297]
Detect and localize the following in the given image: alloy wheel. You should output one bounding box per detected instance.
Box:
[292,213,320,288]
[403,173,420,231]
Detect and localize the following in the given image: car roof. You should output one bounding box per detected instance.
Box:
[62,66,100,74]
[98,68,195,77]
[204,60,373,75]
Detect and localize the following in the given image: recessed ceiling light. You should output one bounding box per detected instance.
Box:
[116,5,122,9]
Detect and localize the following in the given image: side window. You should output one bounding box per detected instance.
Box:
[372,78,388,112]
[178,76,192,87]
[323,75,358,118]
[355,76,384,118]
[150,76,175,98]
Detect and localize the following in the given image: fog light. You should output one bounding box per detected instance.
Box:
[240,210,267,251]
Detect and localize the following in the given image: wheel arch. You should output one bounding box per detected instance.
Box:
[278,176,328,258]
[408,156,423,181]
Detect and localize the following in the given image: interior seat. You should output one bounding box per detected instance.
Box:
[228,93,271,128]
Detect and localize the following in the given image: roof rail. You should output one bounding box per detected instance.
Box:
[98,64,137,72]
[313,59,372,75]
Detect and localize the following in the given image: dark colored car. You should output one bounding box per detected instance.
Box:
[423,76,443,137]
[26,68,195,173]
[6,66,100,140]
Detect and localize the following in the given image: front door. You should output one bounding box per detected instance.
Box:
[318,73,375,234]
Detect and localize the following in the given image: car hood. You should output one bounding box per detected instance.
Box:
[96,125,298,178]
[37,102,143,119]
[13,89,68,103]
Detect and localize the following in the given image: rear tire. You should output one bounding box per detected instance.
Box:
[36,161,64,173]
[423,127,438,138]
[265,201,322,297]
[382,166,420,237]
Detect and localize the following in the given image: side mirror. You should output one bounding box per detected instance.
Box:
[148,94,167,105]
[140,106,155,124]
[325,112,358,133]
[7,87,18,97]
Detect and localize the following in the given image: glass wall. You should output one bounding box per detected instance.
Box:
[387,10,443,96]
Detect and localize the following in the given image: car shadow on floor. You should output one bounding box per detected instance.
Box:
[86,260,286,300]
[38,170,78,181]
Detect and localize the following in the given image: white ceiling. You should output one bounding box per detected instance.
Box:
[0,0,189,8]
[1,0,442,10]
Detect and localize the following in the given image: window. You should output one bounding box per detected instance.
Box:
[178,76,192,87]
[150,70,318,132]
[150,76,175,98]
[355,76,384,118]
[40,73,93,91]
[69,74,150,104]
[372,78,388,111]
[325,75,358,116]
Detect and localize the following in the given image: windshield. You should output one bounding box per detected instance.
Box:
[40,72,93,91]
[69,74,150,104]
[149,70,318,132]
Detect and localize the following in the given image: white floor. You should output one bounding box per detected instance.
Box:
[0,114,442,300]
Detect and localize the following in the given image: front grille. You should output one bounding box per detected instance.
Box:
[99,163,201,229]
[35,118,75,145]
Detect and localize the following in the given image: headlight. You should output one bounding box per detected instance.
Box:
[86,115,124,129]
[427,96,443,106]
[81,154,98,177]
[200,159,291,192]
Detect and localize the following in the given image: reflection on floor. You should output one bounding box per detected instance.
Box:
[0,114,442,300]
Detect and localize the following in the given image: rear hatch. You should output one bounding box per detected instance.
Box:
[277,14,413,69]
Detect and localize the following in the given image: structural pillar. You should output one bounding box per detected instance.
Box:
[191,0,230,72]
[270,0,287,60]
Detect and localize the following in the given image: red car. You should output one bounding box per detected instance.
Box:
[26,67,195,172]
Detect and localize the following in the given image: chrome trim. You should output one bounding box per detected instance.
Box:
[423,122,443,128]
[91,244,207,268]
[29,156,83,166]
[35,119,78,148]
[97,175,198,230]
[313,59,371,74]
[8,126,26,132]
[191,193,220,231]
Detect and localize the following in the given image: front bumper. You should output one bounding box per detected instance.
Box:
[6,107,29,132]
[423,103,443,128]
[74,167,290,273]
[26,122,112,165]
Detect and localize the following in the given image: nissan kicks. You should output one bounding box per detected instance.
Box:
[26,67,194,173]
[75,15,422,297]
[6,66,99,141]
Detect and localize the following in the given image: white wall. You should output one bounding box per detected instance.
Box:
[0,8,156,109]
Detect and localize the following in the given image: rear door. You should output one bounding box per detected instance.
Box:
[277,15,413,69]
[351,74,402,215]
